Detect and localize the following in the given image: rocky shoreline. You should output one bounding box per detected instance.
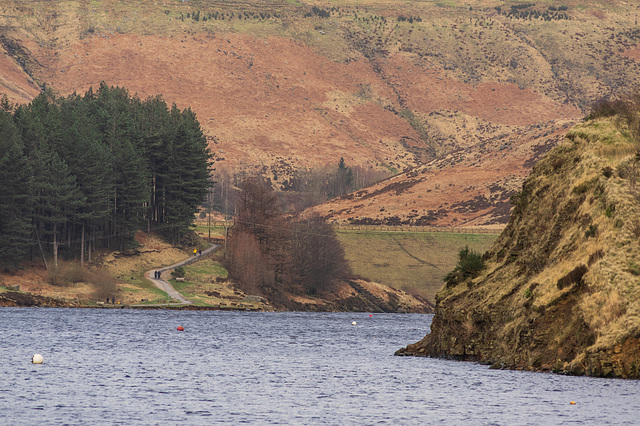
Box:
[0,280,432,313]
[0,291,82,308]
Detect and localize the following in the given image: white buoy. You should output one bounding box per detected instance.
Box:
[351,321,357,325]
[31,354,43,364]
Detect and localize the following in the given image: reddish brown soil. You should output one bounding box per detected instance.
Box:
[0,43,40,104]
[2,1,636,226]
[378,55,579,126]
[622,46,640,62]
[30,32,424,173]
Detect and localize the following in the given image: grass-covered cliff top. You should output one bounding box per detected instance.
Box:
[481,114,640,348]
[402,102,640,377]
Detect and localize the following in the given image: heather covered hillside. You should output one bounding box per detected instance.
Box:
[1,0,640,223]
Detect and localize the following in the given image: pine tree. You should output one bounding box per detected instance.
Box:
[162,105,212,242]
[57,93,114,261]
[137,95,172,229]
[1,84,214,266]
[0,112,33,270]
[13,89,63,157]
[111,136,148,249]
[31,148,85,268]
[333,157,353,197]
[94,83,149,248]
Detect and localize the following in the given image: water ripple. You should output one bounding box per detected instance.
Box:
[1,308,639,424]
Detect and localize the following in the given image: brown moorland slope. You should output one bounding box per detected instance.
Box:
[1,0,640,224]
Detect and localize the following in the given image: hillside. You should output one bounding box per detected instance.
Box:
[2,0,640,224]
[396,113,640,378]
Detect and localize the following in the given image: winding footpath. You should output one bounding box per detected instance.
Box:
[143,243,219,306]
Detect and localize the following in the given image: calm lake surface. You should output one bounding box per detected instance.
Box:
[1,309,639,425]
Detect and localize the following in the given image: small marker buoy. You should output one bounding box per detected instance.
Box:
[31,354,44,364]
[570,401,576,405]
[177,326,184,331]
[351,321,357,325]
[369,314,373,317]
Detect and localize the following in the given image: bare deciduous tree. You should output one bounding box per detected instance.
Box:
[235,176,282,246]
[290,214,350,295]
[227,231,268,295]
[226,177,351,298]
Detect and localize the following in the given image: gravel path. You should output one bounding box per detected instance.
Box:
[145,244,219,305]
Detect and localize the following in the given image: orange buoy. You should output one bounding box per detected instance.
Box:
[570,401,576,405]
[177,326,184,331]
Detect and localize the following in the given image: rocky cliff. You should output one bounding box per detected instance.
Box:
[397,112,640,378]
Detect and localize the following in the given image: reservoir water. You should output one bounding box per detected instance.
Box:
[1,308,639,424]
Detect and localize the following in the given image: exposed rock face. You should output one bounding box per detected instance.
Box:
[265,278,432,313]
[397,117,640,378]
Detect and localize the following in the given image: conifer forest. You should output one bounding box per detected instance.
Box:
[0,83,213,270]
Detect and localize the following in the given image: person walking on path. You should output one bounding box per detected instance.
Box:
[142,242,219,306]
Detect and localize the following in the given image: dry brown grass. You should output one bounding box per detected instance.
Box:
[581,289,627,334]
[419,116,640,373]
[46,261,119,300]
[596,143,638,160]
[47,261,89,287]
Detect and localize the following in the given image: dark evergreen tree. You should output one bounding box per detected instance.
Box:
[13,89,64,157]
[57,93,113,261]
[93,83,149,248]
[31,148,85,268]
[137,95,173,229]
[110,136,148,249]
[162,105,212,242]
[0,111,33,270]
[332,157,354,197]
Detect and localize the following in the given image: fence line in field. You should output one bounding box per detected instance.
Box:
[193,219,504,235]
[331,224,504,234]
[193,220,233,227]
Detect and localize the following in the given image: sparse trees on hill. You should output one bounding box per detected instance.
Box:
[0,85,213,271]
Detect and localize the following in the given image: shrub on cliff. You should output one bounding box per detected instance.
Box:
[443,246,485,287]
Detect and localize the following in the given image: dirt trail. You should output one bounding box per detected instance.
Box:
[141,244,219,306]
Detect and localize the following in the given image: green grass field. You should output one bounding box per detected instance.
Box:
[193,225,227,240]
[335,230,498,303]
[169,258,266,309]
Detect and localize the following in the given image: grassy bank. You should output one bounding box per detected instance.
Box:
[335,229,498,303]
[169,258,269,310]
